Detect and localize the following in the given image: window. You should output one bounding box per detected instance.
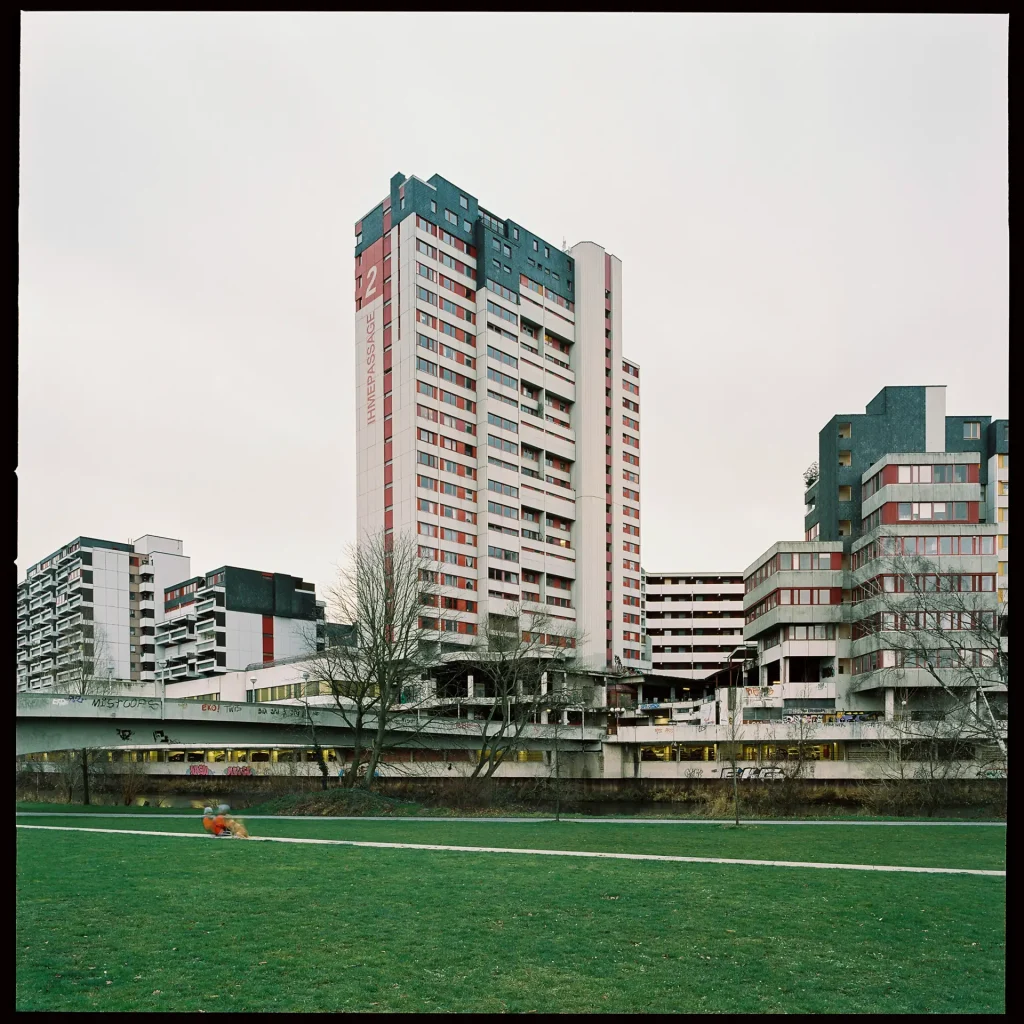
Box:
[532,240,539,251]
[487,345,518,369]
[488,434,518,455]
[430,200,437,213]
[964,421,981,440]
[488,501,518,519]
[444,209,458,226]
[464,220,472,233]
[544,246,550,257]
[355,231,362,245]
[512,228,519,241]
[459,195,469,210]
[487,412,518,433]
[503,244,511,257]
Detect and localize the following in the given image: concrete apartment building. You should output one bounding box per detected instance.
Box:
[353,172,646,670]
[643,572,745,681]
[153,566,325,689]
[17,534,189,691]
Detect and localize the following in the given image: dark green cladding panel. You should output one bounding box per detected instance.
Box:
[354,172,576,304]
[220,566,316,620]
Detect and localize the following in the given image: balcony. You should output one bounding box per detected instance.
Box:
[196,598,217,615]
[195,657,219,675]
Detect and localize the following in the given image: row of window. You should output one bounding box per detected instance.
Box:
[758,624,838,651]
[416,382,476,412]
[417,499,476,523]
[418,568,476,590]
[416,474,475,501]
[418,617,477,635]
[416,546,477,568]
[415,237,476,279]
[863,462,975,498]
[852,648,999,674]
[856,610,998,635]
[417,522,476,545]
[418,333,475,368]
[854,574,996,598]
[745,552,840,592]
[746,588,841,623]
[417,431,476,457]
[851,533,997,568]
[420,593,477,613]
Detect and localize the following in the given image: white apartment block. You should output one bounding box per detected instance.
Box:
[642,572,745,681]
[17,534,190,691]
[354,173,645,669]
[153,565,324,686]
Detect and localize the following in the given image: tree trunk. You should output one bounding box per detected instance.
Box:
[81,748,90,806]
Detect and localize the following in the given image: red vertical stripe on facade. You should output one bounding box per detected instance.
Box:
[831,552,843,570]
[262,614,274,663]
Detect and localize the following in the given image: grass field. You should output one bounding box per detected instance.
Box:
[17,815,1005,1013]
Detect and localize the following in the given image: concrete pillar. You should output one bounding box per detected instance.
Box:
[884,688,895,720]
[637,682,643,705]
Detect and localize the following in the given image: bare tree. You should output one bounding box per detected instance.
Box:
[299,531,442,789]
[546,671,594,821]
[854,536,1007,770]
[762,713,821,782]
[61,624,120,805]
[460,603,584,782]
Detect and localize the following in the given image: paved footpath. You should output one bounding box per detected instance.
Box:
[17,823,1005,877]
[14,811,1006,826]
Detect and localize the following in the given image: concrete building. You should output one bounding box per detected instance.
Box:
[153,566,325,688]
[17,534,189,692]
[353,172,645,670]
[804,385,1006,546]
[643,572,745,680]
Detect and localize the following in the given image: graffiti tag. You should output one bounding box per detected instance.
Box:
[720,767,785,781]
[116,729,133,741]
[153,730,169,743]
[226,765,253,776]
[90,697,161,711]
[201,703,220,712]
[188,764,210,776]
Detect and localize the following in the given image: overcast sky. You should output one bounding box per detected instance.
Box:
[19,13,1008,591]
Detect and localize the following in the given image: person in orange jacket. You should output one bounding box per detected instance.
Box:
[202,807,223,836]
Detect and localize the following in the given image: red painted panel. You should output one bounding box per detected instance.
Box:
[384,464,393,485]
[882,464,900,485]
[383,280,392,302]
[606,513,613,525]
[831,552,843,570]
[383,349,393,373]
[384,485,393,508]
[354,238,384,305]
[831,588,842,604]
[263,653,274,664]
[262,614,273,633]
[605,253,611,289]
[968,464,980,483]
[968,502,979,522]
[383,396,393,417]
[605,357,612,369]
[384,510,394,531]
[606,571,612,583]
[383,235,391,256]
[383,324,392,347]
[881,502,900,524]
[605,298,611,312]
[383,305,392,326]
[383,211,391,233]
[384,420,393,440]
[384,441,393,461]
[262,635,274,656]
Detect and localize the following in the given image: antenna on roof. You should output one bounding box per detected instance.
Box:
[562,236,568,252]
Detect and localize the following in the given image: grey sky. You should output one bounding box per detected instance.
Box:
[19,13,1008,593]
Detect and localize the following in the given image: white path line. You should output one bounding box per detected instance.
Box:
[16,824,1006,877]
[13,813,1007,827]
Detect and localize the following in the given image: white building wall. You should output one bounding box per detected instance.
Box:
[273,617,313,661]
[225,610,264,670]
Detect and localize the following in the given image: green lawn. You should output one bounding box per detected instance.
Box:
[17,822,1004,1013]
[17,812,1008,871]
